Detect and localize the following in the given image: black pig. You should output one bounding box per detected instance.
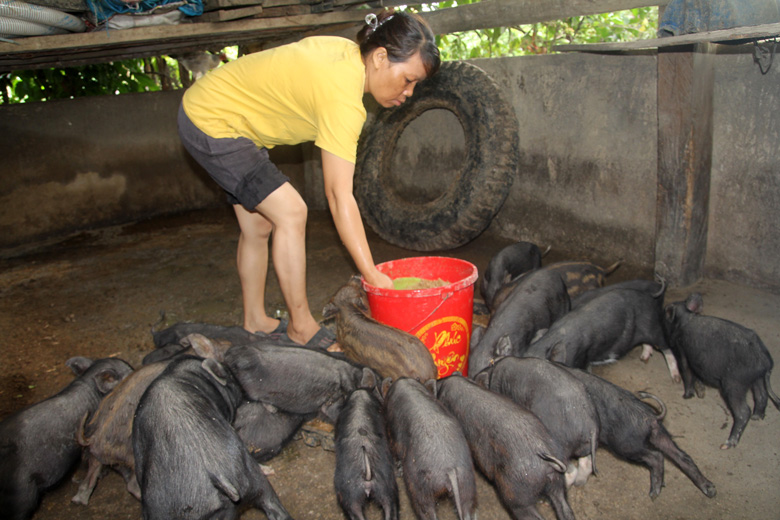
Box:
[565,366,717,499]
[224,343,377,423]
[382,377,476,520]
[665,292,780,449]
[525,288,681,382]
[436,373,575,520]
[322,275,437,382]
[476,356,599,487]
[480,241,544,311]
[234,400,306,463]
[334,389,398,520]
[0,356,133,520]
[468,268,570,377]
[133,355,292,520]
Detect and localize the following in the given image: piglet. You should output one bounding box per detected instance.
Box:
[0,356,133,520]
[476,356,599,487]
[480,241,545,311]
[334,388,398,520]
[564,366,717,499]
[468,268,570,376]
[436,373,575,520]
[525,288,680,382]
[133,355,293,520]
[234,400,306,463]
[382,377,476,520]
[665,292,780,449]
[224,343,377,423]
[322,275,437,382]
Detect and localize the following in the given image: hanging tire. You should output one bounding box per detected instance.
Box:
[355,60,518,251]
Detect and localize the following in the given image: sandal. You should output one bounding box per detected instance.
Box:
[255,318,288,339]
[281,325,337,351]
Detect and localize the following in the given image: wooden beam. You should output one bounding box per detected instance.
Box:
[0,10,368,51]
[421,0,670,35]
[555,22,780,51]
[654,43,715,287]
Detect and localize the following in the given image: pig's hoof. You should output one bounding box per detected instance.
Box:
[751,412,765,421]
[720,442,734,450]
[702,483,717,498]
[71,494,89,506]
[259,463,275,476]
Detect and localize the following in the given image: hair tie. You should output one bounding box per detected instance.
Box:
[365,12,393,33]
[365,13,378,31]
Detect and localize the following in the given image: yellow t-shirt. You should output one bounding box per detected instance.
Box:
[182,36,366,163]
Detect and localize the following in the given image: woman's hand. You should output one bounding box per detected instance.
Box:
[363,268,394,290]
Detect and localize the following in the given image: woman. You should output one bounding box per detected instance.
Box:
[178,10,441,350]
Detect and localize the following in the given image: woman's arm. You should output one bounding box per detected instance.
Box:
[321,148,394,289]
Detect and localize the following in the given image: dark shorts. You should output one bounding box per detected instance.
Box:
[177,103,290,211]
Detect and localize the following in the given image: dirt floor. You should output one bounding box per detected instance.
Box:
[1,206,778,520]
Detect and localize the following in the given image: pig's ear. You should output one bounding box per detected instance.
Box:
[359,367,378,390]
[94,367,126,395]
[322,301,338,319]
[474,371,490,389]
[664,304,676,322]
[685,293,703,314]
[186,333,223,361]
[66,356,94,376]
[380,377,394,398]
[423,378,437,397]
[202,358,229,386]
[495,335,513,358]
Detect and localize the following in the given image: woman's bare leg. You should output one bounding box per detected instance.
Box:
[252,183,320,345]
[233,204,280,335]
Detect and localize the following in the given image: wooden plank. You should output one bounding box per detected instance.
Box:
[0,9,368,52]
[203,0,262,12]
[421,0,670,35]
[257,4,312,17]
[555,22,780,51]
[654,43,715,287]
[198,5,264,22]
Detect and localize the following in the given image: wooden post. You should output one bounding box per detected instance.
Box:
[655,43,715,287]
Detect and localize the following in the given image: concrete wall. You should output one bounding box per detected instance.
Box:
[1,45,778,292]
[0,90,304,249]
[473,52,659,270]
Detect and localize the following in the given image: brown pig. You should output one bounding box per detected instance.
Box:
[322,276,437,382]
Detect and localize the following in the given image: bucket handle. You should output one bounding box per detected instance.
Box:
[405,291,453,334]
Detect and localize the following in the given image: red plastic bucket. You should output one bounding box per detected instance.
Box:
[361,256,478,378]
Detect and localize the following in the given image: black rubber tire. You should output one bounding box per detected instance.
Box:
[355,60,518,251]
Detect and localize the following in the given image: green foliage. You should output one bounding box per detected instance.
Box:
[428,3,658,60]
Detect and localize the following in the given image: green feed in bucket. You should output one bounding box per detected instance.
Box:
[392,277,449,290]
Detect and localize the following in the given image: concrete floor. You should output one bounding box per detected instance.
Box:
[1,206,778,520]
